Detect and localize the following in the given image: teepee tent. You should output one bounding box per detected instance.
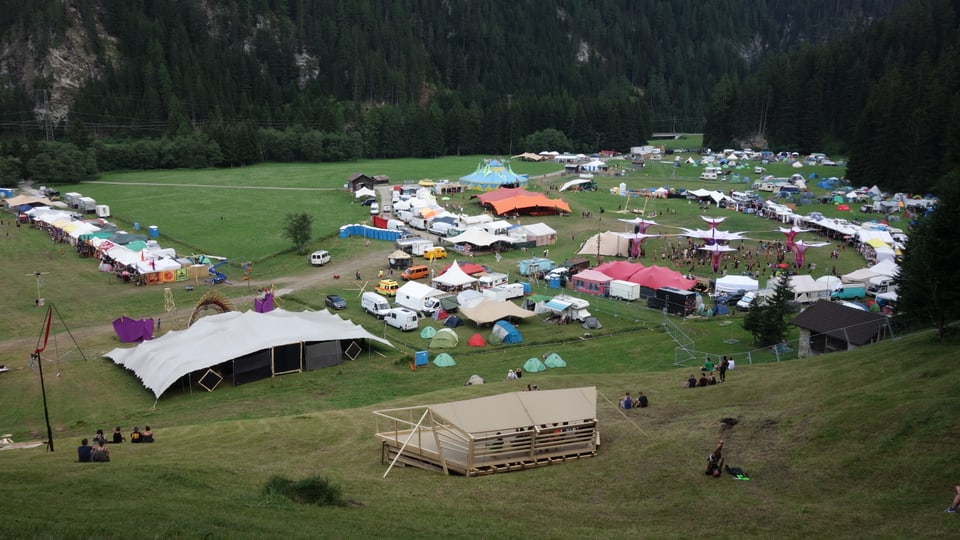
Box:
[522,357,547,373]
[433,353,456,367]
[544,353,566,368]
[430,327,459,348]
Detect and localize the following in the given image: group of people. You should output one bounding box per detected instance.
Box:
[619,391,649,409]
[685,355,732,388]
[79,425,155,462]
[506,368,524,380]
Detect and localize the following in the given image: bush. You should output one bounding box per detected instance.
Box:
[262,475,346,507]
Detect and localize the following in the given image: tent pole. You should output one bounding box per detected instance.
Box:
[383,409,430,479]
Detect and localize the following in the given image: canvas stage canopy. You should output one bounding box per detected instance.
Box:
[104,309,392,399]
[374,387,598,477]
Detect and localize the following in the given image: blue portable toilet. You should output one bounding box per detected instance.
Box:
[148,225,159,238]
[521,282,532,294]
[548,276,561,289]
[133,222,140,230]
[415,351,429,367]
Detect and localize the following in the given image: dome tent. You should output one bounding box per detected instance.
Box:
[544,353,566,368]
[467,333,487,347]
[522,357,547,373]
[490,320,523,345]
[430,327,459,348]
[433,353,456,367]
[420,326,437,339]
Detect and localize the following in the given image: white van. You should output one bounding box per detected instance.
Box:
[361,292,391,318]
[308,250,331,266]
[370,202,380,215]
[384,308,419,331]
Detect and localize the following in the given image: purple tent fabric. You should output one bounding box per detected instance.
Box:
[254,293,274,313]
[113,316,155,342]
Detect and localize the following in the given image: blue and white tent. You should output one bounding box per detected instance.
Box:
[460,159,529,191]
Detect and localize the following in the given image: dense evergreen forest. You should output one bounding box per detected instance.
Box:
[704,0,960,193]
[1,0,946,192]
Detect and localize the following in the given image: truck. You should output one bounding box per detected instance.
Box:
[608,279,641,301]
[361,292,392,318]
[395,237,434,256]
[428,221,454,237]
[831,282,867,300]
[408,216,429,230]
[395,281,445,315]
[482,283,526,302]
[384,308,420,331]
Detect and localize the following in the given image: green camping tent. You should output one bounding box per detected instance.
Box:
[420,326,437,339]
[544,352,566,368]
[430,328,459,349]
[433,353,456,367]
[522,357,547,373]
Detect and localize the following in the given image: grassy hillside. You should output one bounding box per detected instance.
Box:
[0,331,956,538]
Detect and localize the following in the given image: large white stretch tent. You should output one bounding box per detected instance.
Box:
[104,309,393,399]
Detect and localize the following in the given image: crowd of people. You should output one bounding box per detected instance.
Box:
[684,355,732,388]
[78,425,155,462]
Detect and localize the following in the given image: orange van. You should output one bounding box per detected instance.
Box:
[401,264,430,281]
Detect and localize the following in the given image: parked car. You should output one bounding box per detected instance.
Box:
[369,202,379,215]
[715,289,746,306]
[308,250,331,266]
[359,198,376,206]
[324,294,347,310]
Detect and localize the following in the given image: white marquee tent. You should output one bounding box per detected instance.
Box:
[104,309,392,400]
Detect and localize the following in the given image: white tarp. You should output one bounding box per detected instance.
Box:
[714,275,759,293]
[445,229,512,247]
[104,309,392,399]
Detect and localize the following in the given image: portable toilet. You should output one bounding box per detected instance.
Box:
[548,275,562,289]
[133,222,140,230]
[148,225,159,238]
[414,351,429,367]
[95,204,111,218]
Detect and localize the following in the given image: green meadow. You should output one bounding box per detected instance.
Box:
[1,156,953,539]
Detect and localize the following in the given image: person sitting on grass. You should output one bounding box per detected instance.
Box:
[142,426,155,443]
[91,440,110,462]
[619,392,633,409]
[698,374,709,387]
[636,392,649,408]
[686,375,697,388]
[77,438,93,463]
[702,356,714,372]
[111,426,124,444]
[130,426,142,443]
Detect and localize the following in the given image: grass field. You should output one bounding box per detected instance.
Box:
[2,156,953,539]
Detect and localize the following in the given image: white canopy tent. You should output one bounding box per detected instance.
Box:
[432,261,478,289]
[458,299,536,325]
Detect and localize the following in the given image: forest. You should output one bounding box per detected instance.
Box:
[2,0,955,193]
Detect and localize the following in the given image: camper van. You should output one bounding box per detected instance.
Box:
[477,272,508,289]
[384,308,420,331]
[77,196,97,213]
[308,250,331,266]
[700,166,723,181]
[866,277,896,296]
[395,237,434,256]
[361,292,392,318]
